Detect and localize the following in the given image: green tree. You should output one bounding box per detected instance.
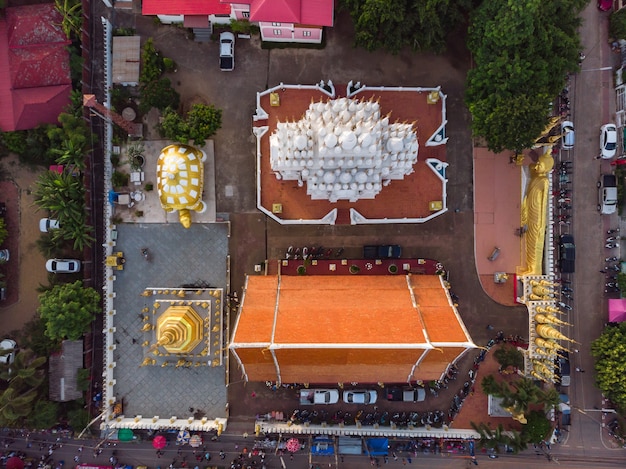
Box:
[592,323,626,411]
[139,78,180,113]
[28,400,60,430]
[17,314,60,357]
[160,104,223,146]
[465,0,586,152]
[186,104,222,146]
[22,126,55,166]
[521,410,551,444]
[610,8,626,40]
[494,344,524,370]
[68,407,89,433]
[0,218,7,246]
[340,0,474,54]
[0,130,27,155]
[38,281,101,341]
[139,38,165,84]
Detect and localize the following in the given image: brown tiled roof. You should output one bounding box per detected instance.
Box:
[230,275,474,384]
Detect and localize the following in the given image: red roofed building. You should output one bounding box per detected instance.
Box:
[0,3,71,131]
[142,0,333,44]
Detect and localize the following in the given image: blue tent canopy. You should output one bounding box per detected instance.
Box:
[311,437,334,455]
[366,438,389,456]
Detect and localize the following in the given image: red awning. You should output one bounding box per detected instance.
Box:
[183,15,209,28]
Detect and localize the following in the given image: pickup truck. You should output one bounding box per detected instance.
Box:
[219,32,235,71]
[598,174,617,215]
[299,389,339,405]
[385,387,426,402]
[363,244,402,259]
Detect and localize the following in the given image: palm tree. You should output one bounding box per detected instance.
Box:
[504,429,528,454]
[481,375,512,398]
[54,0,82,39]
[0,387,38,425]
[471,422,509,453]
[0,349,47,386]
[50,137,88,170]
[536,387,561,411]
[0,350,47,426]
[494,345,524,370]
[510,377,540,414]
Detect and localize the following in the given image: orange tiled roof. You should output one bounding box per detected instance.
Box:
[230,275,475,383]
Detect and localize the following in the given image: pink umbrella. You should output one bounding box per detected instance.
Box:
[286,438,301,452]
[152,435,167,449]
[6,458,24,469]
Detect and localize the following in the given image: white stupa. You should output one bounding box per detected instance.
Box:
[269,97,419,202]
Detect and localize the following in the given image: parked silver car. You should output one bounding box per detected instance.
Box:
[343,389,377,404]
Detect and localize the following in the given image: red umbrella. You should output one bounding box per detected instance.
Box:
[286,438,301,452]
[152,435,167,449]
[6,457,24,469]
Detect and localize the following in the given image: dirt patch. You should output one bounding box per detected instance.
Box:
[182,94,208,114]
[0,180,19,307]
[0,156,49,337]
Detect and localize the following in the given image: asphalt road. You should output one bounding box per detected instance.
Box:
[4,430,626,469]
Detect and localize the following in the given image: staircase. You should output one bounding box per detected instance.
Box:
[193,28,212,43]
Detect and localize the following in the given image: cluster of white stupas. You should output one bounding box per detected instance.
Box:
[269,97,419,202]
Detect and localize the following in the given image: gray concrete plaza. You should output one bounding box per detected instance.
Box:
[110,222,229,419]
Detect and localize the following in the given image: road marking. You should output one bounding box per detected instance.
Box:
[581,67,613,72]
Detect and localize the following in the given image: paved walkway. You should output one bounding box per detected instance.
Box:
[473,149,536,306]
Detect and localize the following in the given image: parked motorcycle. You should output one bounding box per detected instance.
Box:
[606,243,620,249]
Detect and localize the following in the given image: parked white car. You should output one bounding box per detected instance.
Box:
[46,258,81,273]
[343,390,377,404]
[39,218,60,232]
[0,338,16,367]
[219,32,235,71]
[600,123,618,159]
[561,120,574,150]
